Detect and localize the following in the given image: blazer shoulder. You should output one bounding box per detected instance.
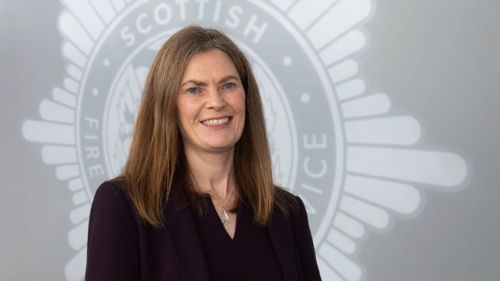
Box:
[273,186,303,217]
[275,186,302,204]
[95,178,128,194]
[90,179,139,223]
[93,178,131,200]
[273,186,311,231]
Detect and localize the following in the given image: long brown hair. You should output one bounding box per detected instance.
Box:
[121,25,294,228]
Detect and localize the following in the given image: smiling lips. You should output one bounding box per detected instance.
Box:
[201,117,231,127]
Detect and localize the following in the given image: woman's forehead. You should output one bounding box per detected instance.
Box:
[181,49,240,82]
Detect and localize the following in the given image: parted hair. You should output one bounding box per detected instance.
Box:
[120,25,295,228]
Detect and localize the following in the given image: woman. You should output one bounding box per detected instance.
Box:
[85,25,322,281]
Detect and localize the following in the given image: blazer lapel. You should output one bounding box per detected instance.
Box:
[268,212,300,281]
[164,191,210,281]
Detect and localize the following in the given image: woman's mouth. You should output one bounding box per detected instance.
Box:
[201,117,231,126]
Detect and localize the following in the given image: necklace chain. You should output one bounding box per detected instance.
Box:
[211,183,235,227]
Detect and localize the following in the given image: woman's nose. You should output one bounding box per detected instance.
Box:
[206,88,226,110]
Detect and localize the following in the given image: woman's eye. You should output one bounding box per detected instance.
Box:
[222,83,236,90]
[186,87,200,94]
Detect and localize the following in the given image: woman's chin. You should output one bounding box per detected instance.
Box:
[205,144,235,153]
[197,140,237,153]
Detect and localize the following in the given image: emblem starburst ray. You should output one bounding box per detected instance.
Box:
[345,117,421,145]
[52,86,77,108]
[41,146,77,164]
[344,175,421,215]
[66,64,84,81]
[318,242,363,281]
[300,0,371,51]
[39,100,75,123]
[88,0,118,24]
[340,195,390,229]
[110,0,129,12]
[334,212,365,238]
[61,0,106,40]
[287,0,338,30]
[347,147,467,187]
[62,42,88,69]
[340,94,391,119]
[335,79,366,101]
[329,229,357,254]
[59,12,95,56]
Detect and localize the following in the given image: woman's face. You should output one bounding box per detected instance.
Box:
[176,49,246,154]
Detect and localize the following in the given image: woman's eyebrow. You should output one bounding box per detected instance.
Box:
[181,75,240,87]
[218,75,240,84]
[180,79,208,87]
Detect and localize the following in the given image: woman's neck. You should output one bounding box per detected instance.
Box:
[184,145,235,198]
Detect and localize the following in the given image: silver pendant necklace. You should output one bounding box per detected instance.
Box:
[211,183,235,227]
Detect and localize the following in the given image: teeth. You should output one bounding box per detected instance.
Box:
[202,117,229,126]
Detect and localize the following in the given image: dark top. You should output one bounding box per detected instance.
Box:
[85,180,322,281]
[195,196,284,281]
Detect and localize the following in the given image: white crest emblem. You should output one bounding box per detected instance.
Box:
[22,0,468,280]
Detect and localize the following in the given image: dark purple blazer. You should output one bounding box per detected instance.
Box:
[85,180,322,281]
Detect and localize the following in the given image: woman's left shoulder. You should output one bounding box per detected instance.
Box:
[273,186,305,217]
[273,187,315,243]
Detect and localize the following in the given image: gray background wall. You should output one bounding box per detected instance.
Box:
[1,0,499,280]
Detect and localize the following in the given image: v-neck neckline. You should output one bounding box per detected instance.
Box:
[206,196,240,241]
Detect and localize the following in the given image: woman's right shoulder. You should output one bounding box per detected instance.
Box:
[90,178,136,219]
[94,178,128,198]
[92,179,129,203]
